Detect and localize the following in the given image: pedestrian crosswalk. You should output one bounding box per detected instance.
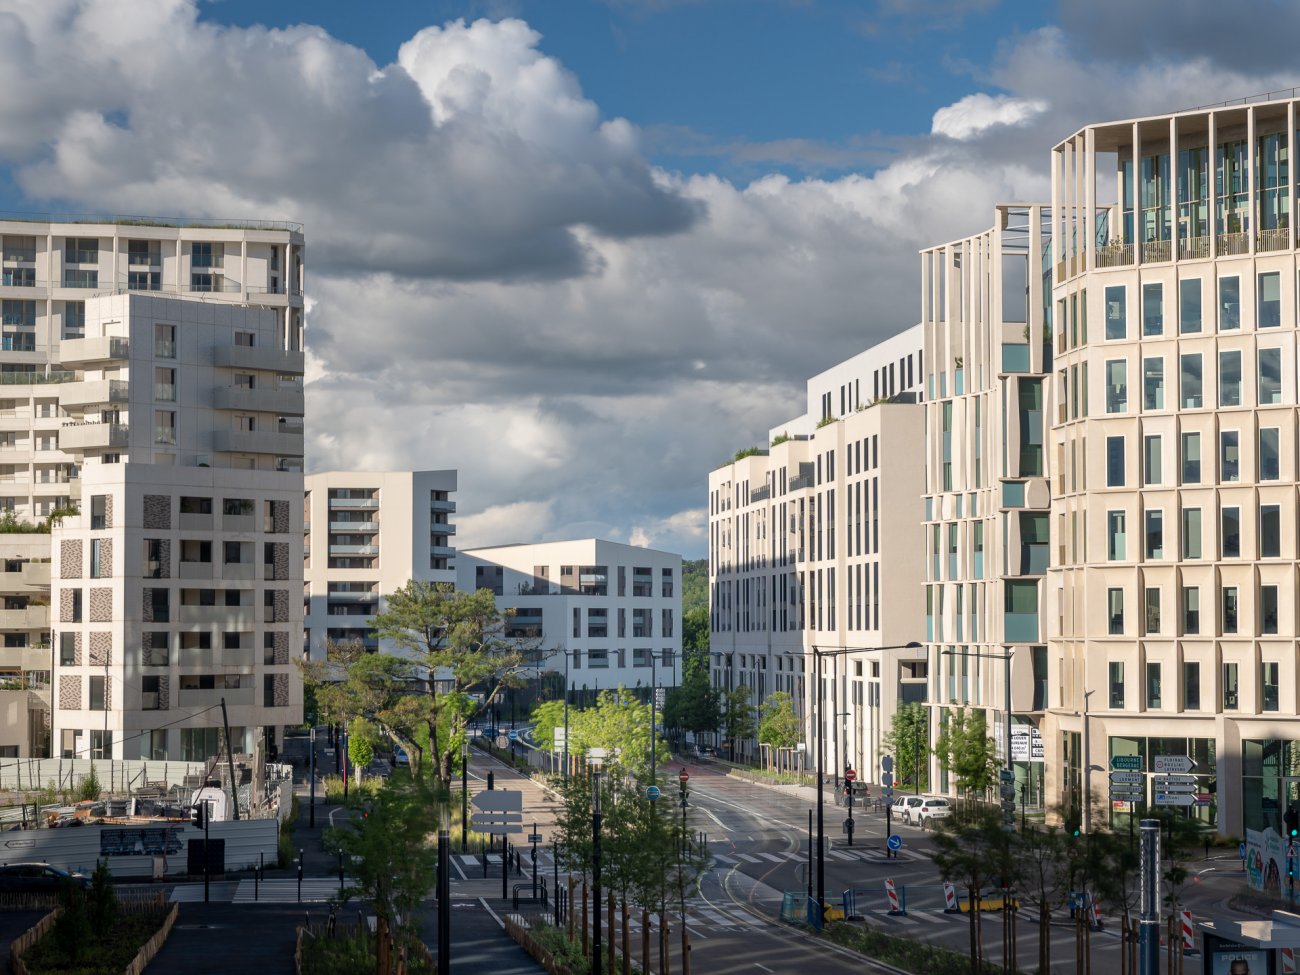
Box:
[547,895,766,937]
[233,878,351,903]
[711,846,926,866]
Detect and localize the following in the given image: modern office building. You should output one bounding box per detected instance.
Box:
[707,327,926,770]
[920,205,1054,809]
[303,469,458,659]
[458,539,682,703]
[1044,97,1300,836]
[0,217,306,759]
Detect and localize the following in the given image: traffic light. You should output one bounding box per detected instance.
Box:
[190,803,206,829]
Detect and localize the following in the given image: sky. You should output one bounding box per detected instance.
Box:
[0,0,1297,558]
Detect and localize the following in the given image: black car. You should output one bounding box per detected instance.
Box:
[0,863,91,893]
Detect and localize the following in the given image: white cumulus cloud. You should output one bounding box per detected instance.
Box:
[930,93,1048,141]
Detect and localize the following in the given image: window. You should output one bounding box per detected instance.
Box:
[1182,508,1202,559]
[154,367,175,402]
[1222,506,1241,558]
[1220,430,1240,482]
[90,538,105,578]
[1179,353,1202,408]
[1219,275,1240,329]
[1261,504,1281,558]
[154,410,176,446]
[1146,662,1162,709]
[1260,661,1281,712]
[1218,350,1241,407]
[90,730,111,761]
[587,649,609,669]
[1105,360,1127,413]
[59,632,76,667]
[142,675,161,710]
[179,496,212,515]
[1144,435,1161,485]
[1107,589,1124,635]
[1262,584,1280,634]
[89,676,106,711]
[1145,587,1161,633]
[70,589,81,623]
[587,608,608,638]
[1184,662,1200,710]
[1181,432,1201,484]
[1258,347,1283,404]
[1144,510,1163,559]
[1179,278,1201,333]
[90,494,107,530]
[1258,271,1281,326]
[1260,428,1281,481]
[1142,357,1164,410]
[1109,660,1125,708]
[1107,510,1126,560]
[62,269,98,288]
[65,237,97,264]
[143,634,168,667]
[1223,586,1239,634]
[1223,662,1239,710]
[1106,436,1125,486]
[1142,282,1163,335]
[1182,586,1200,635]
[1105,286,1126,340]
[154,324,175,358]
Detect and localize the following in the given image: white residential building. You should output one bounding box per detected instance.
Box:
[303,469,458,659]
[0,217,306,760]
[708,326,926,771]
[457,539,682,703]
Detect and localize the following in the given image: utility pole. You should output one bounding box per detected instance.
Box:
[1138,819,1160,975]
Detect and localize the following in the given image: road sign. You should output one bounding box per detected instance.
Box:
[552,728,566,745]
[678,769,690,784]
[1109,784,1144,795]
[881,772,894,788]
[472,817,524,835]
[472,789,525,835]
[496,735,509,749]
[1154,793,1196,807]
[845,769,857,782]
[1000,783,1015,800]
[1109,771,1144,785]
[654,687,666,708]
[472,791,523,813]
[1000,768,1014,783]
[1110,755,1143,771]
[1153,779,1197,794]
[528,833,543,844]
[1152,755,1195,774]
[646,786,662,800]
[881,755,894,773]
[508,730,519,742]
[882,789,894,802]
[887,835,902,851]
[1240,843,1248,860]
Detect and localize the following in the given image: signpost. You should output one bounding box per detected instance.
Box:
[496,734,509,750]
[1110,755,1144,771]
[1153,794,1196,807]
[471,790,523,901]
[999,768,1015,826]
[881,756,895,859]
[646,785,662,800]
[1152,756,1195,774]
[845,769,856,846]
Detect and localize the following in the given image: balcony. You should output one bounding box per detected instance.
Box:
[178,560,214,579]
[2,562,50,588]
[1258,228,1291,253]
[1178,236,1210,260]
[221,562,257,581]
[212,385,305,416]
[58,336,129,365]
[64,249,99,265]
[177,606,255,627]
[430,499,456,513]
[1140,240,1171,264]
[212,429,304,456]
[212,345,305,375]
[329,544,379,556]
[326,591,379,603]
[1096,242,1134,268]
[430,545,456,558]
[179,686,254,708]
[330,521,378,533]
[0,607,47,629]
[59,379,130,409]
[60,422,129,451]
[1217,232,1250,256]
[330,497,379,510]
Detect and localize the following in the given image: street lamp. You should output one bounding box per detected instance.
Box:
[588,748,608,975]
[811,642,921,916]
[939,647,1018,825]
[1082,688,1095,833]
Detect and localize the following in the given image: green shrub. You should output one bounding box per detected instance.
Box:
[88,860,118,934]
[26,906,169,975]
[298,929,433,975]
[77,766,101,802]
[822,921,1013,974]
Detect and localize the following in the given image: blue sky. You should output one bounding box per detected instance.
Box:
[1,1,1296,557]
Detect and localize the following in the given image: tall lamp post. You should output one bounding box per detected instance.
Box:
[588,748,608,975]
[812,642,921,915]
[1082,688,1095,833]
[939,647,1017,822]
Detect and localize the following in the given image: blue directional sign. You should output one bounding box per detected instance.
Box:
[887,834,903,851]
[1239,843,1247,860]
[646,786,662,800]
[508,729,519,742]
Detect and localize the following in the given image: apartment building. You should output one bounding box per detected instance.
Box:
[920,205,1053,808]
[0,217,306,759]
[458,539,682,701]
[1045,98,1300,835]
[303,469,458,659]
[708,327,926,771]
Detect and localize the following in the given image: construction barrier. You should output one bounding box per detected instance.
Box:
[1092,894,1103,930]
[842,889,872,920]
[1180,910,1196,954]
[1282,946,1295,974]
[779,891,804,924]
[885,878,905,916]
[942,882,959,913]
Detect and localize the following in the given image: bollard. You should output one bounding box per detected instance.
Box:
[298,850,304,903]
[338,850,345,891]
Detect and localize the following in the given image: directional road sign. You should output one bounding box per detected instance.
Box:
[552,728,567,745]
[881,755,894,773]
[508,730,519,742]
[1110,755,1144,771]
[472,791,523,813]
[646,786,662,800]
[887,835,903,851]
[1154,793,1196,807]
[471,789,525,835]
[1153,782,1197,794]
[1153,755,1195,774]
[528,833,543,844]
[881,772,894,788]
[1000,769,1014,783]
[1109,785,1144,796]
[1109,771,1144,785]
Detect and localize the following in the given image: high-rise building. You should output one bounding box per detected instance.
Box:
[303,469,458,659]
[708,327,926,770]
[0,217,306,760]
[1045,98,1300,836]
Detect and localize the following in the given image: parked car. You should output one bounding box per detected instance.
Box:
[891,796,923,822]
[393,747,410,767]
[0,863,90,893]
[836,781,871,806]
[909,797,952,827]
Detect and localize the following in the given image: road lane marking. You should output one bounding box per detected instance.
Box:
[756,965,774,972]
[736,853,761,863]
[758,853,785,862]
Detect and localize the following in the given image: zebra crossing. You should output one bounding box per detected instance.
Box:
[711,846,926,866]
[169,878,356,903]
[555,895,766,937]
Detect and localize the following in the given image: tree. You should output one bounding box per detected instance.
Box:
[569,688,665,778]
[881,702,930,793]
[348,718,377,783]
[722,685,756,762]
[370,582,536,784]
[931,808,1013,973]
[1008,824,1066,974]
[326,776,441,975]
[661,662,720,740]
[681,607,709,653]
[936,708,1000,806]
[757,691,800,760]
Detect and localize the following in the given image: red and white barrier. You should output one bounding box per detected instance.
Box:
[885,878,901,915]
[1180,910,1195,952]
[1281,946,1295,973]
[942,882,959,913]
[1091,895,1103,929]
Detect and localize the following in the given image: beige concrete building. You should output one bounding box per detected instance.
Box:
[708,327,926,772]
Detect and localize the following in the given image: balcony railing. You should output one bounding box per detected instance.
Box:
[1217,231,1250,256]
[1140,240,1171,264]
[430,499,456,513]
[1096,242,1134,268]
[330,497,379,509]
[59,421,129,451]
[1258,228,1291,252]
[59,336,129,364]
[127,251,160,267]
[3,249,35,263]
[64,249,98,264]
[1178,236,1210,260]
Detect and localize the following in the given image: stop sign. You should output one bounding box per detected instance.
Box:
[679,769,690,784]
[845,768,857,782]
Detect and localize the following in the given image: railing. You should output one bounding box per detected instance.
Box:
[127,252,160,266]
[64,249,98,264]
[187,279,241,293]
[0,371,72,385]
[1178,236,1209,260]
[1217,231,1250,255]
[1140,240,1171,264]
[3,249,35,263]
[1258,228,1291,252]
[1096,242,1133,267]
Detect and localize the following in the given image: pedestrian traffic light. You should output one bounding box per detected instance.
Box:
[190,803,206,829]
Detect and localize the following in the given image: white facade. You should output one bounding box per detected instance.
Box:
[457,539,682,698]
[303,469,458,659]
[709,327,926,771]
[0,218,306,760]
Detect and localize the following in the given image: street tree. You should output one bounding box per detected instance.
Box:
[681,607,709,652]
[1008,823,1067,974]
[661,658,721,743]
[757,691,799,769]
[936,707,1000,807]
[722,685,756,761]
[931,807,1013,973]
[881,702,930,793]
[371,582,537,784]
